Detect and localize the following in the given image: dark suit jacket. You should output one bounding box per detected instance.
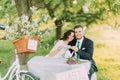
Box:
[68,36,98,72]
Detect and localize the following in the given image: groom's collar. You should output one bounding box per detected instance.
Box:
[77,37,84,43]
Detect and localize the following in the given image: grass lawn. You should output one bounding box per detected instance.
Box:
[0,24,120,80]
[86,25,120,80]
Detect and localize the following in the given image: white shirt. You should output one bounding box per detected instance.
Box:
[76,37,84,49]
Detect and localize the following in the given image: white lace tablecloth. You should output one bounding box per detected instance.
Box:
[27,56,90,80]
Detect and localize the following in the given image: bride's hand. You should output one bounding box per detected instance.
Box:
[69,46,78,52]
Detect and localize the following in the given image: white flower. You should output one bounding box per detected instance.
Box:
[83,1,91,13]
[30,6,37,12]
[5,26,10,31]
[73,0,77,4]
[83,5,89,13]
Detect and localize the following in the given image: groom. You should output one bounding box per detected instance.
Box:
[68,25,98,80]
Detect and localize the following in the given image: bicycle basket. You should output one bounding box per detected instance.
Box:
[12,36,40,54]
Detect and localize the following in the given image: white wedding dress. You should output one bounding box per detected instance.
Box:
[47,40,72,58]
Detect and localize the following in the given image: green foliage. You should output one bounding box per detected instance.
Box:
[40,0,107,26]
[1,0,120,27]
[0,0,17,19]
[105,0,120,15]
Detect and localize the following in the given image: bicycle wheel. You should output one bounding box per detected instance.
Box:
[13,72,40,80]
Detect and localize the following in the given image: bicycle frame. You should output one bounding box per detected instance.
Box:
[1,49,22,80]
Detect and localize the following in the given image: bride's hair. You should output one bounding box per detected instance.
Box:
[61,30,74,40]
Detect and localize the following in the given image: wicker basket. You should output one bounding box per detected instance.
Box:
[13,36,40,53]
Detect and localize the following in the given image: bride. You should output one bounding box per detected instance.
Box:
[47,30,75,58]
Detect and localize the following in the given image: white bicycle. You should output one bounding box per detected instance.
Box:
[0,49,39,80]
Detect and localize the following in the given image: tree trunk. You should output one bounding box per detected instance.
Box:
[56,26,62,40]
[14,0,32,70]
[14,0,32,17]
[55,19,63,40]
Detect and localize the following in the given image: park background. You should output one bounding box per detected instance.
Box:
[0,0,120,80]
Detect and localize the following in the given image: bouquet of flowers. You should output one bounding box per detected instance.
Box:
[66,57,81,65]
